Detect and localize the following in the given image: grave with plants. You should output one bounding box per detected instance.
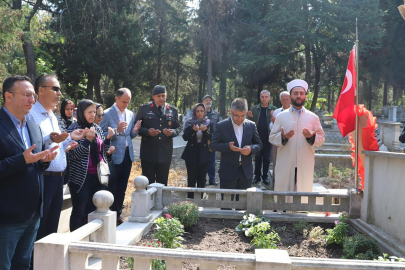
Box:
[122,204,404,270]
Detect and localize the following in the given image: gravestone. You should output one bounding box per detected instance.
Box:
[388,106,398,122]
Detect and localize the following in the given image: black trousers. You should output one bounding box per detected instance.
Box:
[254,140,271,178]
[141,160,171,186]
[186,161,209,199]
[70,173,101,232]
[36,175,64,240]
[108,148,132,217]
[220,165,252,203]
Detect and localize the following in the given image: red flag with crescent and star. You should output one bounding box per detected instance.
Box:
[333,46,356,137]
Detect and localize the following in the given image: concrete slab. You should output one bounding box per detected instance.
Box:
[115,210,162,245]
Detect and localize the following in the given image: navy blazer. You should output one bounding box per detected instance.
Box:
[181,125,213,164]
[210,118,262,180]
[0,108,48,224]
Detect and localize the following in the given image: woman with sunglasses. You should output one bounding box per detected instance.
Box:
[58,99,77,132]
[94,103,104,125]
[67,99,115,231]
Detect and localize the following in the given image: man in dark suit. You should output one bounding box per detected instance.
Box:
[0,76,58,270]
[210,98,263,195]
[135,85,181,185]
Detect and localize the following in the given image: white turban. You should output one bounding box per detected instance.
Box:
[287,79,308,93]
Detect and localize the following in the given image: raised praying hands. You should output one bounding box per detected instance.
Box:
[281,127,294,139]
[302,128,316,138]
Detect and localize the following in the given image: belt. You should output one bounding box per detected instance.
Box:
[43,170,66,177]
[239,161,242,166]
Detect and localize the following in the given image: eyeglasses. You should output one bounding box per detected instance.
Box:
[96,114,104,118]
[41,86,61,92]
[9,91,38,101]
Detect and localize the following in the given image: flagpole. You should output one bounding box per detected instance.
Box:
[354,18,360,191]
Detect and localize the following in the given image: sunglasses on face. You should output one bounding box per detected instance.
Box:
[41,86,61,92]
[97,114,104,118]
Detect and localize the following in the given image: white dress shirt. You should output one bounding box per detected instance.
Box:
[27,102,70,172]
[232,119,244,161]
[114,104,128,146]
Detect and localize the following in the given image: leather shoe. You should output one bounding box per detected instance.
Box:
[209,181,218,186]
[117,217,124,225]
[262,177,270,185]
[252,176,261,184]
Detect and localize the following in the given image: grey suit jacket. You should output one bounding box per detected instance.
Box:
[100,105,137,164]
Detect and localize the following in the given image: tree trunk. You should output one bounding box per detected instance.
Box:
[23,39,37,82]
[368,83,372,110]
[174,55,180,106]
[14,0,42,82]
[310,61,321,112]
[219,72,227,118]
[303,3,311,83]
[383,80,388,106]
[331,87,335,111]
[156,0,164,85]
[156,20,163,85]
[13,0,22,10]
[257,83,264,104]
[86,72,95,100]
[207,35,213,96]
[198,51,205,102]
[327,88,331,113]
[113,79,120,92]
[206,0,213,96]
[94,73,102,104]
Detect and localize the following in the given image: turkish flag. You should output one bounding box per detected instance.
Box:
[333,46,356,137]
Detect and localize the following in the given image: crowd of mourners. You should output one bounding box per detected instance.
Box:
[0,74,325,270]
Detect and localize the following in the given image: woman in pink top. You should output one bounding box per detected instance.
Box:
[67,99,115,231]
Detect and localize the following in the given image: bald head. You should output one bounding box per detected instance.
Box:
[115,88,131,112]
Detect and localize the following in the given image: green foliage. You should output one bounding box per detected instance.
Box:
[375,253,405,262]
[154,214,184,249]
[235,214,271,234]
[248,222,280,249]
[293,221,311,235]
[304,226,325,244]
[167,201,199,228]
[326,212,350,246]
[343,234,381,260]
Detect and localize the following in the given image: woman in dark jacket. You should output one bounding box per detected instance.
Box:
[67,99,115,231]
[181,103,213,198]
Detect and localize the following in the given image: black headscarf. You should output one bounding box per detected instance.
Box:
[77,99,100,165]
[60,99,75,127]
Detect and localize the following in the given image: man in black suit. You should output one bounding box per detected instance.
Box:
[0,76,58,270]
[210,98,263,194]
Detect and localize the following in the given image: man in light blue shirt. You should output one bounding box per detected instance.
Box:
[27,74,85,241]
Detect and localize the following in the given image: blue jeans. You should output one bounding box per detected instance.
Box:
[0,209,40,270]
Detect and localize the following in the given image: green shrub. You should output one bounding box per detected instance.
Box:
[248,222,280,249]
[235,214,270,235]
[293,220,311,235]
[343,234,381,260]
[326,212,350,246]
[167,201,199,228]
[304,226,325,243]
[154,214,184,248]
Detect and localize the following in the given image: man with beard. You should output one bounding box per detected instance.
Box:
[269,79,325,203]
